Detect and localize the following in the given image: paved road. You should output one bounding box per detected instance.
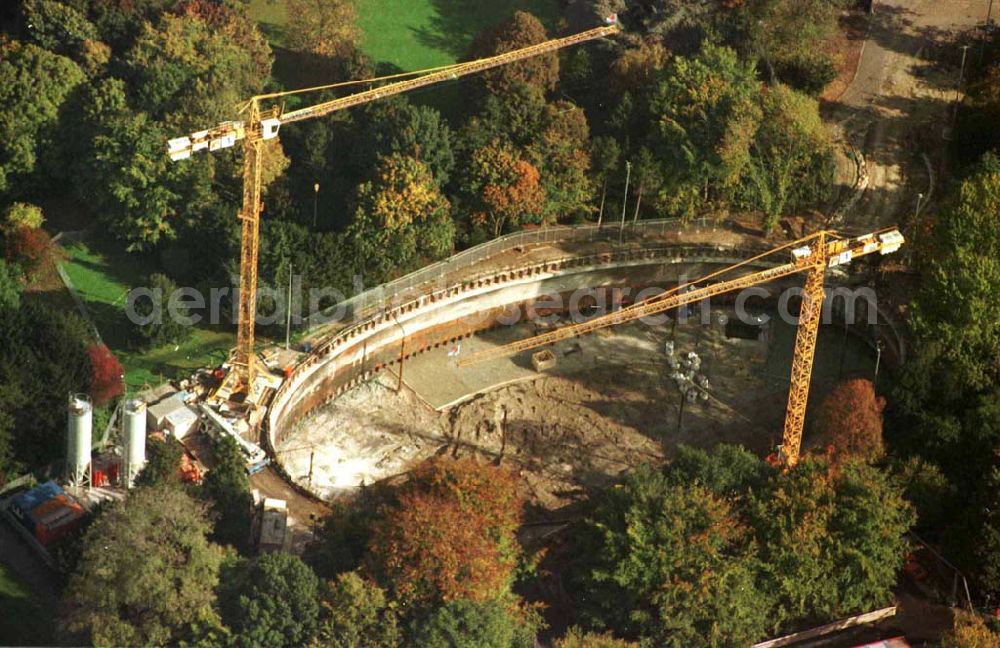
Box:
[830,0,986,228]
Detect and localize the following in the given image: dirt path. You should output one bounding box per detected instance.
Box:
[827,0,984,228]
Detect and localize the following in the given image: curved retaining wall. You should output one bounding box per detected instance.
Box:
[265,244,763,441]
[263,234,906,497]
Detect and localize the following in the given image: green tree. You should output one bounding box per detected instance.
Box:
[348,154,453,283]
[19,0,98,56]
[408,599,537,648]
[201,434,252,552]
[531,100,594,223]
[220,552,321,648]
[590,136,621,225]
[132,272,191,348]
[0,258,22,311]
[0,299,91,467]
[0,39,85,196]
[555,627,638,648]
[909,153,1000,395]
[134,436,184,488]
[647,44,762,217]
[62,486,226,646]
[0,409,16,485]
[569,465,770,646]
[316,571,401,648]
[665,443,773,498]
[122,9,270,125]
[739,84,834,229]
[67,78,193,250]
[748,458,914,626]
[354,100,455,185]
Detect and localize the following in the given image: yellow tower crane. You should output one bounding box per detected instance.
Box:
[457,228,905,467]
[167,22,621,397]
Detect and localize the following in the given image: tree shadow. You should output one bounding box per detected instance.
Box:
[410,0,560,61]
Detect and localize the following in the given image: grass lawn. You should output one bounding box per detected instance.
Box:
[250,0,559,71]
[58,241,235,390]
[0,563,53,646]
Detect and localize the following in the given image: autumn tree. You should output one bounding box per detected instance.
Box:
[813,379,886,463]
[939,611,1000,647]
[470,11,558,94]
[220,552,321,648]
[285,0,361,60]
[1,202,44,235]
[367,457,524,610]
[464,140,545,238]
[3,227,52,278]
[87,343,124,406]
[735,0,844,85]
[61,486,226,646]
[569,464,770,646]
[610,40,669,95]
[123,5,271,125]
[348,154,453,282]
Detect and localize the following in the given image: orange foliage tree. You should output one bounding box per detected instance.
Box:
[366,457,524,609]
[88,343,124,405]
[469,140,545,237]
[4,227,52,277]
[812,378,885,462]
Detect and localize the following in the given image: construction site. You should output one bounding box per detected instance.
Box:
[275,262,889,508]
[11,3,989,648]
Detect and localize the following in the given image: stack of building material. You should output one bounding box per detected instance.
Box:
[8,481,86,546]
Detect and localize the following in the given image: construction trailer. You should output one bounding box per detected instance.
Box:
[254,496,289,553]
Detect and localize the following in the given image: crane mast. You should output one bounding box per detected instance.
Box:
[168,23,620,396]
[457,228,905,467]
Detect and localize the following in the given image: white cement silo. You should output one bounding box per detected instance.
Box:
[122,398,147,487]
[67,394,93,486]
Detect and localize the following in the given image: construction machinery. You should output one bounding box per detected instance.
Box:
[458,228,905,467]
[167,22,621,399]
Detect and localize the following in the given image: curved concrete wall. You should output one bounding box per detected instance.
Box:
[264,244,775,449]
[263,237,905,495]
